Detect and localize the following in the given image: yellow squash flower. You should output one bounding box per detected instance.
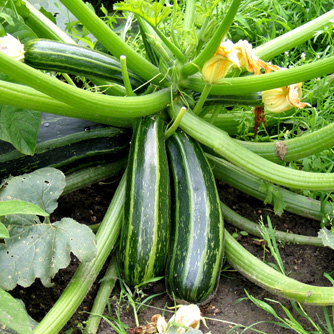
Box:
[262,82,311,113]
[0,34,24,61]
[201,53,234,84]
[201,39,280,83]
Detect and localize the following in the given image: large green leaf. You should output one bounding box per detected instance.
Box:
[0,218,97,290]
[0,167,65,215]
[0,222,9,238]
[0,168,97,290]
[0,289,34,333]
[0,200,49,217]
[0,107,41,155]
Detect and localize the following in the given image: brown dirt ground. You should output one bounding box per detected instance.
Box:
[10,177,334,334]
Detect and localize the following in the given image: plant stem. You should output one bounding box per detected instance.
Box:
[182,0,242,77]
[0,80,133,128]
[192,83,212,114]
[23,0,75,44]
[236,122,334,163]
[183,0,195,31]
[84,257,118,334]
[120,56,135,96]
[59,0,164,85]
[208,154,332,221]
[225,229,334,305]
[165,106,187,139]
[63,158,127,195]
[33,174,126,334]
[183,55,334,95]
[254,9,334,61]
[168,104,334,190]
[221,201,323,247]
[0,53,171,118]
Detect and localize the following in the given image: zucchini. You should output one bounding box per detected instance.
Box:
[118,115,170,286]
[23,39,144,89]
[0,113,130,180]
[165,130,224,304]
[194,92,262,107]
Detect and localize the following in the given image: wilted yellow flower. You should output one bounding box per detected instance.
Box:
[262,82,311,113]
[202,39,281,83]
[0,34,24,61]
[168,304,202,334]
[201,54,234,84]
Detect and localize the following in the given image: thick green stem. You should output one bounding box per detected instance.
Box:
[183,0,195,31]
[33,174,126,334]
[84,257,118,334]
[23,0,75,43]
[208,154,332,221]
[221,202,323,247]
[181,0,242,76]
[59,0,163,84]
[0,53,171,118]
[0,80,133,127]
[168,105,334,190]
[183,55,334,95]
[63,158,127,195]
[254,9,334,61]
[225,230,334,305]
[236,122,334,163]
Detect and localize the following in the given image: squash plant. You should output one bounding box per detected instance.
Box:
[1,0,334,333]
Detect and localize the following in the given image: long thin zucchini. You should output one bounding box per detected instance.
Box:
[0,113,130,180]
[118,115,170,286]
[165,130,224,304]
[23,39,144,89]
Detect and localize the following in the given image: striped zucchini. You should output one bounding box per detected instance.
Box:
[165,130,224,304]
[23,39,144,88]
[0,113,130,180]
[118,115,170,286]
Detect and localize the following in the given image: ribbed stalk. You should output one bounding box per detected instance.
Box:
[236,122,334,163]
[0,52,171,118]
[225,229,334,305]
[221,202,323,247]
[168,106,334,190]
[33,174,126,334]
[183,55,334,95]
[208,154,330,221]
[23,0,75,43]
[59,0,163,84]
[63,158,127,195]
[254,9,334,61]
[182,0,242,76]
[84,257,118,334]
[0,80,132,128]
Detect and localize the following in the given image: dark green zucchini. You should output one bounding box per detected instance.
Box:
[23,39,144,89]
[194,92,262,107]
[118,115,170,286]
[0,113,131,180]
[165,130,224,304]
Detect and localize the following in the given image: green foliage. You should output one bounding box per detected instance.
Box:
[0,288,35,333]
[114,0,171,27]
[0,168,97,290]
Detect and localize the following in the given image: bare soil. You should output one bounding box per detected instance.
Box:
[10,177,334,334]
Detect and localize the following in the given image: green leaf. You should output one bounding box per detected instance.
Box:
[0,289,33,333]
[0,200,49,217]
[4,15,38,43]
[114,0,171,27]
[0,168,97,290]
[0,222,9,238]
[0,167,65,215]
[0,107,41,155]
[318,227,334,249]
[259,182,286,215]
[0,218,97,290]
